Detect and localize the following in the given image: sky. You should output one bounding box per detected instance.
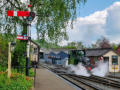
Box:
[59,0,120,46]
[77,0,120,17]
[30,0,120,46]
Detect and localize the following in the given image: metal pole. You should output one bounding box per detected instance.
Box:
[26,0,31,76]
[26,24,30,76]
[114,64,115,78]
[34,65,36,87]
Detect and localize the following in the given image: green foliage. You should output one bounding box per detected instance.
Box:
[0,72,33,90]
[29,68,35,77]
[112,44,118,50]
[35,39,62,49]
[0,66,7,72]
[12,40,27,67]
[68,57,75,64]
[63,46,77,49]
[0,0,86,44]
[0,34,9,67]
[64,41,85,49]
[68,51,75,64]
[0,73,10,89]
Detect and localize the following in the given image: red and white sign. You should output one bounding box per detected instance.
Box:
[7,11,30,17]
[17,35,28,40]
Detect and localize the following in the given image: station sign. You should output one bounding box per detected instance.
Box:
[17,35,28,40]
[112,65,118,70]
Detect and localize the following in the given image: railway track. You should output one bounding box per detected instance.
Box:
[61,74,120,88]
[40,63,120,90]
[40,64,100,90]
[59,74,102,90]
[107,75,120,79]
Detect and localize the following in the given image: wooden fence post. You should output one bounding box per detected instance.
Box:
[8,42,11,78]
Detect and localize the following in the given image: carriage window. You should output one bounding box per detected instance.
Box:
[112,56,118,65]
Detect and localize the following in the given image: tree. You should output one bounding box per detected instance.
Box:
[111,43,118,50]
[64,41,85,49]
[92,37,111,48]
[0,0,86,68]
[0,0,86,42]
[68,42,76,47]
[76,41,85,49]
[0,34,8,68]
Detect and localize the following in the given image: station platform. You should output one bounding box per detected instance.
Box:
[34,67,76,90]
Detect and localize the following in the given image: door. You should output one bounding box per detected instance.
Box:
[104,57,109,62]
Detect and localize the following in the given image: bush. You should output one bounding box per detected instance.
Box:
[0,65,7,72]
[0,72,33,90]
[29,68,35,77]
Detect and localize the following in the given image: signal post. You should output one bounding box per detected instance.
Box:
[7,0,35,76]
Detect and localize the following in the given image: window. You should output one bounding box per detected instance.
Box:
[112,56,118,65]
[34,48,37,54]
[104,57,109,62]
[40,52,44,59]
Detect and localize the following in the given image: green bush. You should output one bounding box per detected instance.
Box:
[0,72,33,90]
[0,73,10,89]
[29,68,35,77]
[0,65,7,72]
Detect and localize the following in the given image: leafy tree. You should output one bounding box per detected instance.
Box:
[35,39,62,49]
[0,0,86,42]
[76,41,85,49]
[65,41,85,49]
[0,0,86,68]
[98,37,111,48]
[91,37,111,48]
[0,34,8,68]
[111,43,118,50]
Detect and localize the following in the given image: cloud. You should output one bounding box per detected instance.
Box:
[20,0,28,3]
[61,2,120,46]
[105,2,120,42]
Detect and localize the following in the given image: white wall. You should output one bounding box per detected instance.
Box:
[104,51,120,72]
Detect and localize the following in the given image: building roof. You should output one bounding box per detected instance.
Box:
[48,51,68,60]
[85,48,112,57]
[30,40,40,48]
[57,51,68,59]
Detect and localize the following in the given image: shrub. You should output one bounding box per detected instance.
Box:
[29,68,35,77]
[0,72,33,90]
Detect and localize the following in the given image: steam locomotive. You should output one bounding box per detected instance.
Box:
[68,50,95,71]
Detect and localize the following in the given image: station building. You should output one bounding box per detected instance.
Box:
[30,40,40,66]
[85,48,120,72]
[39,48,69,66]
[39,47,120,73]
